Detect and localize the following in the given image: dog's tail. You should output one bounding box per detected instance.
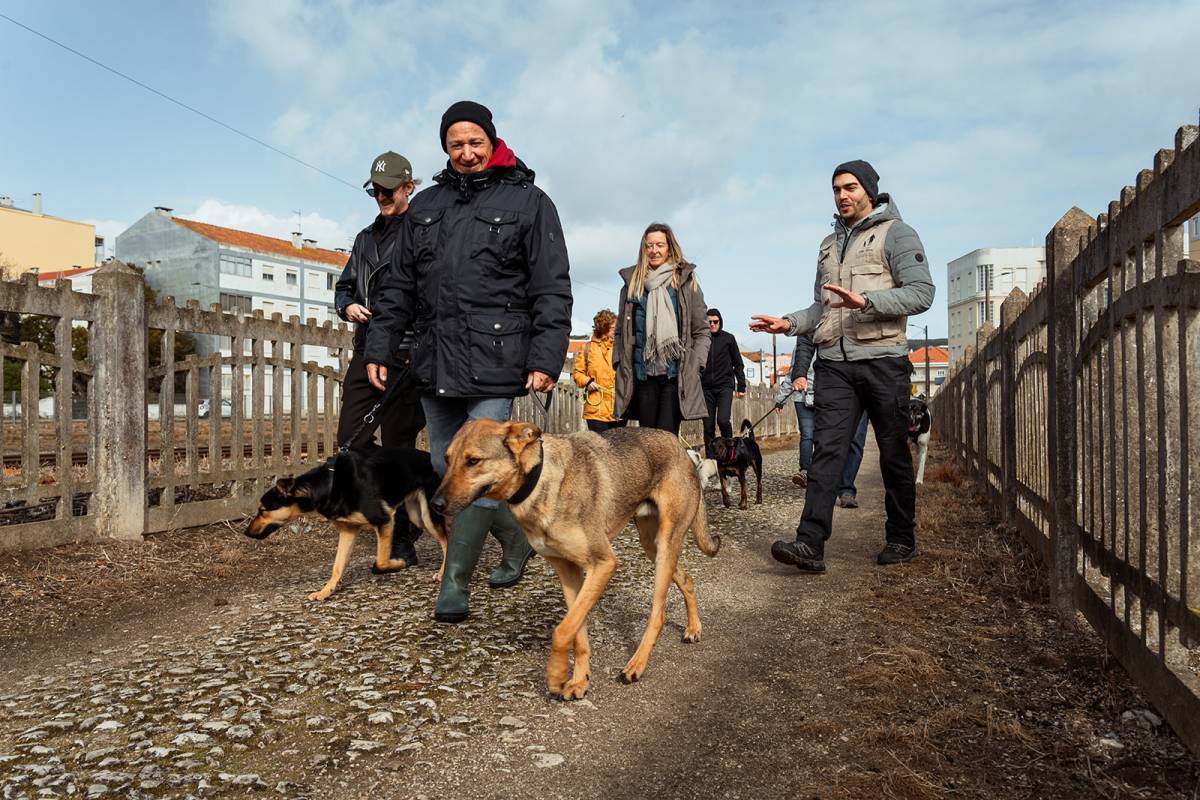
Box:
[740,418,755,440]
[691,490,721,557]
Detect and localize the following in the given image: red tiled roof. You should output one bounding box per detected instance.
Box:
[37,266,96,281]
[566,339,592,355]
[171,217,349,267]
[910,345,949,364]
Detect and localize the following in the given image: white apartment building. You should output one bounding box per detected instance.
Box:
[946,246,1046,365]
[116,208,352,407]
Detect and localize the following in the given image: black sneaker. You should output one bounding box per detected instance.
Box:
[876,542,917,565]
[770,540,826,574]
[837,494,859,509]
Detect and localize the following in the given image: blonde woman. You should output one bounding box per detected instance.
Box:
[613,223,711,434]
[572,309,625,432]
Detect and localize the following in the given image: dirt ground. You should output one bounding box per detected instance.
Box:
[1,437,1198,799]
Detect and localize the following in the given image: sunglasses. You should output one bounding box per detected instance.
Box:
[707,319,720,325]
[366,184,396,198]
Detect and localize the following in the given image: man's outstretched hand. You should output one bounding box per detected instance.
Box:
[749,315,790,334]
[823,283,866,310]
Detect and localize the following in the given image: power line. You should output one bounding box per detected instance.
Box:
[0,12,358,191]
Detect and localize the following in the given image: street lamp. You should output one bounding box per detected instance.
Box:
[981,267,1014,328]
[909,322,930,398]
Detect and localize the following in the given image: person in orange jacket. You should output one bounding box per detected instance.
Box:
[572,309,625,432]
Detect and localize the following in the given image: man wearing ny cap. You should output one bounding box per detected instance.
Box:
[751,160,934,574]
[365,101,572,623]
[333,151,426,562]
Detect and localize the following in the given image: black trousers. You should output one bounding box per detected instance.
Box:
[337,350,426,450]
[795,356,916,552]
[586,418,627,433]
[702,384,734,455]
[634,375,682,435]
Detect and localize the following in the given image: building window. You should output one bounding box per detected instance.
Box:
[977,264,993,292]
[219,254,252,277]
[262,266,275,282]
[286,270,297,286]
[327,273,337,291]
[286,303,299,318]
[219,292,252,314]
[261,300,276,316]
[1190,215,1200,239]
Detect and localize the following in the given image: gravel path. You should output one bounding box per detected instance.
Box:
[2,441,1197,799]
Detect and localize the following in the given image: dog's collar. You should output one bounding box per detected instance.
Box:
[507,445,544,505]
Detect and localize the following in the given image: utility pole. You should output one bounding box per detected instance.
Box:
[771,334,777,385]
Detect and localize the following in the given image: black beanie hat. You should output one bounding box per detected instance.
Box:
[832,160,880,202]
[439,101,497,152]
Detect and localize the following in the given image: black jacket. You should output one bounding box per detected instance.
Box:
[334,214,404,351]
[364,157,572,398]
[702,312,746,392]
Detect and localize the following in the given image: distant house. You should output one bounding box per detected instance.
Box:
[36,266,98,293]
[0,194,100,278]
[116,207,352,402]
[909,345,950,397]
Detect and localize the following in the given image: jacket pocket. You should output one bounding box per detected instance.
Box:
[410,210,444,267]
[466,312,530,387]
[849,262,887,295]
[470,209,520,265]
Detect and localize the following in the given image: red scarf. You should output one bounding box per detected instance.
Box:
[485,138,517,169]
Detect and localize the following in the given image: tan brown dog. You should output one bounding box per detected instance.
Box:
[431,420,719,701]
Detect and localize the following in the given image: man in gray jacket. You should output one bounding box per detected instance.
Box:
[752,160,934,573]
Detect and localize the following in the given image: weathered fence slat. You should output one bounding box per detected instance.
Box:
[934,126,1200,756]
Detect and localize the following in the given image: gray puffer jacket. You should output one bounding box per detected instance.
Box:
[783,195,934,361]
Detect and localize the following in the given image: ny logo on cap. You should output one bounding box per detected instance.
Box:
[375,159,386,172]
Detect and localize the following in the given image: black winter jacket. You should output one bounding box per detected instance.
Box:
[702,314,746,392]
[364,158,572,398]
[334,214,403,352]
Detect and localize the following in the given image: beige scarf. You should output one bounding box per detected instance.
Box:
[642,265,684,375]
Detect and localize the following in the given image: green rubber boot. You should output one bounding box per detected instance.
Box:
[433,504,494,623]
[487,503,536,589]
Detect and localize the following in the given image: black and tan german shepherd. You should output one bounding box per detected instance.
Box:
[706,419,763,509]
[245,447,449,601]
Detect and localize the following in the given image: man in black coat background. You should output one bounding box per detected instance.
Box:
[701,307,746,457]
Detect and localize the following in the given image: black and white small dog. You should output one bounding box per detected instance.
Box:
[908,396,933,484]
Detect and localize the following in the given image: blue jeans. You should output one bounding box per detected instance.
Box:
[839,411,869,497]
[794,402,815,470]
[421,395,514,510]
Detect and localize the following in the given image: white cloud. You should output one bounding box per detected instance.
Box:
[186,199,357,251]
[203,0,1200,344]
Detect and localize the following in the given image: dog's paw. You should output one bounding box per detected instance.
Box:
[370,560,410,575]
[738,501,748,510]
[307,589,332,601]
[556,678,590,701]
[682,627,702,644]
[618,668,642,684]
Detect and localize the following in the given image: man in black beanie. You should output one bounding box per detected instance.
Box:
[364,101,572,623]
[751,159,934,573]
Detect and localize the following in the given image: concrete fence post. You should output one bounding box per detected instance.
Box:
[1000,288,1029,525]
[975,323,993,478]
[92,261,147,541]
[1046,207,1094,615]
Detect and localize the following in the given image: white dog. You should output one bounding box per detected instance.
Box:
[686,448,721,490]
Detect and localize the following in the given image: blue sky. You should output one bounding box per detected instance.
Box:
[2,0,1198,349]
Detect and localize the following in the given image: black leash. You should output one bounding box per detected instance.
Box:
[744,386,796,434]
[328,362,412,469]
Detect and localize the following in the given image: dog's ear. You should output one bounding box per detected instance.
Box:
[504,422,542,457]
[274,477,295,494]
